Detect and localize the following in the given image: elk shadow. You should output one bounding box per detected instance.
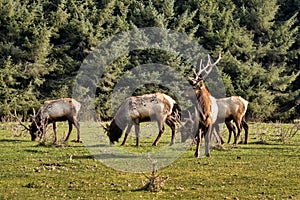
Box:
[0,138,30,143]
[71,155,94,160]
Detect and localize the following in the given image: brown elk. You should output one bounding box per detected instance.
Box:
[179,96,249,147]
[182,53,221,158]
[19,98,81,143]
[214,96,249,146]
[101,93,177,147]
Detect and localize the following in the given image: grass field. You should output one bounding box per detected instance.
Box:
[0,122,299,199]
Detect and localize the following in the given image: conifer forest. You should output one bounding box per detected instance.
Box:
[0,0,299,122]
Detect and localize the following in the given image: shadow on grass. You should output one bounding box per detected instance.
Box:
[72,154,94,159]
[30,140,86,148]
[0,138,30,143]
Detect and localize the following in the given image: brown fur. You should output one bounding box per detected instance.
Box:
[44,98,73,104]
[182,79,213,158]
[195,83,212,127]
[181,53,222,158]
[106,93,177,146]
[30,98,81,143]
[215,96,249,146]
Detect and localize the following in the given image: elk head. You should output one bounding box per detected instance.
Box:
[29,116,42,141]
[29,109,49,141]
[190,52,221,87]
[11,109,41,141]
[182,52,221,98]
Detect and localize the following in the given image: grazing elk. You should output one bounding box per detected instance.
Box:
[19,98,81,143]
[178,109,198,143]
[182,53,221,158]
[101,93,177,147]
[214,96,249,146]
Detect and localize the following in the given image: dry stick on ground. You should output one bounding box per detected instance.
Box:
[141,155,169,192]
[275,121,300,143]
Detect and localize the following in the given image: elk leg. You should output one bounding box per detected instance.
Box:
[242,117,249,144]
[152,122,165,146]
[214,124,225,145]
[204,125,212,157]
[165,117,176,146]
[194,128,202,158]
[73,119,80,142]
[121,124,132,146]
[64,121,73,142]
[53,122,57,144]
[134,124,140,147]
[233,120,242,147]
[226,120,236,144]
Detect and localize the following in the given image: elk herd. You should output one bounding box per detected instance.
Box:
[16,52,254,158]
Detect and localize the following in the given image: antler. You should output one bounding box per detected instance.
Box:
[10,109,31,131]
[187,110,193,122]
[31,108,42,132]
[97,116,109,132]
[191,52,222,81]
[172,109,182,125]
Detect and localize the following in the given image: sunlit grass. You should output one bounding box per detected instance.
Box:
[0,121,299,199]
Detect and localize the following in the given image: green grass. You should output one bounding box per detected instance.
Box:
[0,122,299,199]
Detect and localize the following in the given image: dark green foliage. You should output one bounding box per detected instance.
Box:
[0,0,299,121]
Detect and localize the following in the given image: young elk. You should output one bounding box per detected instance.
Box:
[182,53,221,158]
[19,98,81,143]
[101,93,177,147]
[214,96,249,146]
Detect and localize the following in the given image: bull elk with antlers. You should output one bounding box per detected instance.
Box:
[182,53,221,158]
[18,98,81,143]
[101,93,178,147]
[179,96,249,147]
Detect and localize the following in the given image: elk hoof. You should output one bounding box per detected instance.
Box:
[152,143,158,146]
[169,142,175,146]
[194,152,200,158]
[205,153,211,157]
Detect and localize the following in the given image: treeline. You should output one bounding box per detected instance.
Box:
[0,0,299,122]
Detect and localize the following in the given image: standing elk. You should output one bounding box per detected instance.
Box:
[18,98,81,143]
[179,96,249,147]
[214,96,249,146]
[182,52,221,158]
[101,93,178,147]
